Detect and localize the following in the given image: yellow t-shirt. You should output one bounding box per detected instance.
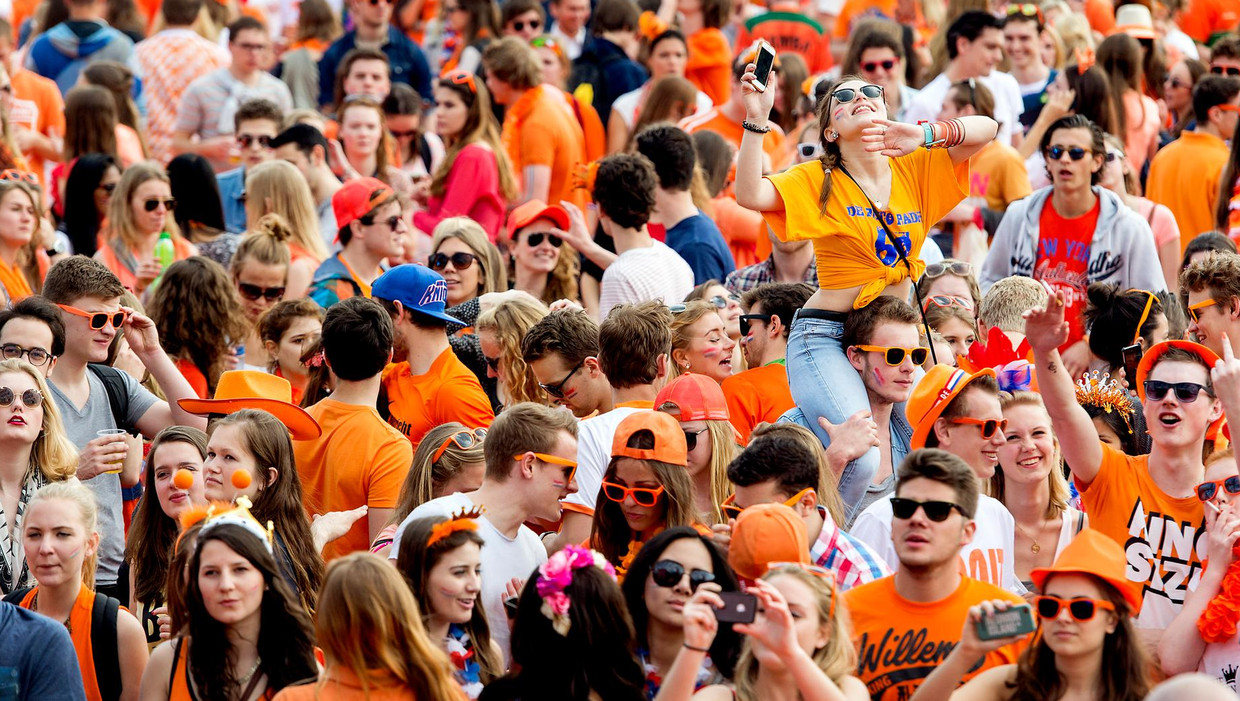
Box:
[763,147,969,308]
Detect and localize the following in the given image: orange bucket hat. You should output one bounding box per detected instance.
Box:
[1030,528,1142,614]
[908,365,997,449]
[727,503,809,581]
[612,411,688,466]
[178,371,322,441]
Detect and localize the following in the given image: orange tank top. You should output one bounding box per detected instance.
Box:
[20,586,102,701]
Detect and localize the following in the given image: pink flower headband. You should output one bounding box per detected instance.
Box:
[535,545,615,636]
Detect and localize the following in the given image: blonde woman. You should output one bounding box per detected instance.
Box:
[655,373,736,525]
[475,294,548,407]
[994,391,1085,592]
[430,218,507,309]
[96,163,197,294]
[669,300,736,384]
[0,358,77,595]
[0,180,42,303]
[244,160,329,299]
[503,202,580,306]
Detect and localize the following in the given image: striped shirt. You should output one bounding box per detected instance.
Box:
[811,506,891,591]
[134,29,229,164]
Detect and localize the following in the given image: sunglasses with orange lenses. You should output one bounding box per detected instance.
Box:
[444,70,477,93]
[56,304,129,330]
[1033,595,1115,621]
[949,417,1008,439]
[0,169,37,185]
[601,481,665,507]
[721,486,815,520]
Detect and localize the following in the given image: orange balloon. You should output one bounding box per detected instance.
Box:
[231,469,253,490]
[173,469,194,490]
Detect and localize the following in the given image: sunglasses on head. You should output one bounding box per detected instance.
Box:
[602,481,665,507]
[0,169,37,185]
[56,304,128,330]
[1198,475,1240,502]
[237,134,272,148]
[0,386,41,408]
[511,18,541,31]
[539,363,582,399]
[1143,380,1213,403]
[1212,65,1240,76]
[890,497,967,522]
[444,70,477,93]
[429,251,478,271]
[861,59,896,72]
[923,295,974,312]
[1046,145,1091,161]
[830,84,883,104]
[950,416,1008,438]
[237,282,285,302]
[721,486,814,520]
[0,344,51,367]
[432,427,487,462]
[1033,595,1115,622]
[144,197,176,212]
[739,313,771,337]
[1005,2,1043,23]
[651,559,715,591]
[683,427,709,452]
[525,232,562,248]
[853,344,929,366]
[922,261,972,279]
[1188,298,1218,324]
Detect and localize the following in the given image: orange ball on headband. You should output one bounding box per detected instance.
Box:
[173,468,194,490]
[231,469,253,490]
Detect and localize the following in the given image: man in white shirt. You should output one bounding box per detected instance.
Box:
[594,153,694,317]
[905,11,1024,146]
[851,364,1024,594]
[548,0,590,59]
[389,402,579,660]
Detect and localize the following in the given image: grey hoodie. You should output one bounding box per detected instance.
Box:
[980,186,1167,294]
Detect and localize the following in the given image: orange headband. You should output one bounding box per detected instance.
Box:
[427,508,483,548]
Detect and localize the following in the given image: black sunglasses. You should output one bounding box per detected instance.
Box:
[1198,475,1240,502]
[143,198,176,212]
[237,282,285,302]
[890,497,967,522]
[0,344,51,366]
[362,215,403,232]
[539,363,582,399]
[830,84,883,104]
[429,251,477,271]
[684,427,708,452]
[484,355,500,371]
[862,59,896,72]
[651,560,715,592]
[525,232,562,248]
[1143,380,1213,403]
[1212,65,1240,76]
[237,134,273,148]
[1046,145,1091,161]
[512,18,541,30]
[0,386,42,408]
[739,313,772,337]
[1034,596,1112,622]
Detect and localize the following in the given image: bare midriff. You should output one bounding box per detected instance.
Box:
[804,279,913,313]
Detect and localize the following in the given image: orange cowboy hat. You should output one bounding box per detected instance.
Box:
[178,371,322,440]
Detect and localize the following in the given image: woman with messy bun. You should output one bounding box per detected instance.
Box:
[231,215,292,370]
[245,160,329,299]
[1082,283,1169,377]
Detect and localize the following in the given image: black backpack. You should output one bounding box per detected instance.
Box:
[3,588,121,701]
[87,364,137,436]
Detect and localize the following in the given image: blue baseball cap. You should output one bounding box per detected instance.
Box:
[371,265,464,326]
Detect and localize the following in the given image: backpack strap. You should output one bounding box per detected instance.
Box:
[91,592,121,701]
[1,586,31,604]
[87,364,137,437]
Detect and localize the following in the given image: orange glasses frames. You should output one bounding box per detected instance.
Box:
[1189,298,1219,324]
[432,428,487,462]
[516,452,577,485]
[601,481,665,507]
[1128,289,1156,345]
[721,487,815,520]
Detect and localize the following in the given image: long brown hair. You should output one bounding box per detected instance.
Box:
[82,61,150,160]
[628,77,698,150]
[318,553,466,698]
[147,257,249,394]
[429,79,518,201]
[209,410,325,611]
[63,85,118,161]
[244,161,329,261]
[590,451,699,567]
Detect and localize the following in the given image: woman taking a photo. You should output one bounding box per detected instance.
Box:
[96,163,196,295]
[17,481,149,700]
[0,357,77,595]
[655,373,734,525]
[734,69,991,510]
[245,161,329,299]
[394,512,503,698]
[230,218,292,371]
[257,300,324,405]
[57,153,120,258]
[124,426,207,647]
[139,521,319,701]
[272,552,462,701]
[413,71,516,240]
[669,301,735,384]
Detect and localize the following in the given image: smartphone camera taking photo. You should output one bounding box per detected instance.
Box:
[714,592,757,624]
[751,42,777,93]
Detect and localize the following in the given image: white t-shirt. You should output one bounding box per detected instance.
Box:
[563,406,649,512]
[850,493,1027,595]
[598,240,695,318]
[904,71,1025,146]
[389,492,547,662]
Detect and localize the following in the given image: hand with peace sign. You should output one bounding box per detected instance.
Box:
[1211,333,1240,420]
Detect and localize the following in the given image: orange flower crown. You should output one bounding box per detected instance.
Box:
[639,11,668,41]
[428,507,484,548]
[1074,372,1135,431]
[572,161,600,193]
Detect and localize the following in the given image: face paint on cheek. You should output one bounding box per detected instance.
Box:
[702,348,720,358]
[873,368,884,385]
[561,387,577,400]
[832,107,845,121]
[66,547,81,561]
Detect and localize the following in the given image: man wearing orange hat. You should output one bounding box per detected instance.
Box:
[308,178,408,308]
[851,362,1023,593]
[1026,284,1240,634]
[845,449,1026,701]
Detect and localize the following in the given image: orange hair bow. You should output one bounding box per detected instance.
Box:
[1074,47,1095,74]
[639,11,668,41]
[572,161,600,193]
[427,508,483,548]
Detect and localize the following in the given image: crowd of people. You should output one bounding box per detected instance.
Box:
[0,0,1238,698]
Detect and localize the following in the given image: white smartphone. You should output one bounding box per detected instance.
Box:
[751,42,777,93]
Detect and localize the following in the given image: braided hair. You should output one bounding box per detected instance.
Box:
[813,75,874,215]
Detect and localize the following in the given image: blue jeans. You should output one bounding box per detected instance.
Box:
[785,312,878,514]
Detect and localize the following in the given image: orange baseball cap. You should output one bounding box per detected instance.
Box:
[612,411,688,466]
[505,200,569,240]
[178,371,322,440]
[727,503,809,581]
[1030,528,1142,614]
[331,177,395,236]
[1135,340,1221,402]
[908,365,997,449]
[655,373,730,422]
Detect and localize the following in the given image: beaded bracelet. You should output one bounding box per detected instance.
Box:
[742,120,771,134]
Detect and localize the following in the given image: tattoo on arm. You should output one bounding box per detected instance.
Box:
[1046,361,1058,374]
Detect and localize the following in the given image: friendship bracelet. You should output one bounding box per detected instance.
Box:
[742,120,772,134]
[683,642,712,653]
[924,119,966,149]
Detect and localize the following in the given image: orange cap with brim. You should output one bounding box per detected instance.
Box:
[178,371,322,441]
[1135,340,1225,434]
[1030,528,1143,615]
[505,200,569,241]
[728,503,809,581]
[655,373,730,422]
[908,365,997,449]
[612,411,688,466]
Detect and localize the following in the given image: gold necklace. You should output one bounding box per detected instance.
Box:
[31,590,72,633]
[1012,520,1044,554]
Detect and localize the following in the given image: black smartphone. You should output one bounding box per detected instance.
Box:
[751,42,777,93]
[714,592,757,624]
[504,596,519,619]
[975,603,1036,641]
[1122,343,1143,385]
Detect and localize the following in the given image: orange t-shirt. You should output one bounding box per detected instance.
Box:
[20,586,107,701]
[503,85,588,211]
[571,94,607,164]
[712,193,765,269]
[1145,131,1230,251]
[270,668,419,701]
[1177,0,1240,42]
[721,361,794,443]
[764,146,968,308]
[1084,0,1115,33]
[96,236,196,292]
[833,0,926,39]
[680,109,787,171]
[174,358,209,399]
[968,139,1031,212]
[685,28,733,106]
[0,257,32,304]
[381,348,494,447]
[737,4,832,73]
[116,125,145,169]
[9,69,64,191]
[294,398,413,560]
[1076,442,1205,631]
[844,576,1026,701]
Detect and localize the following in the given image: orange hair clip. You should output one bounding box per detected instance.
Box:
[573,161,600,192]
[639,11,668,41]
[427,507,483,548]
[1074,47,1095,74]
